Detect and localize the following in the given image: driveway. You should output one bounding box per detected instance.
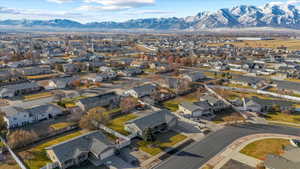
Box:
[154,123,300,169]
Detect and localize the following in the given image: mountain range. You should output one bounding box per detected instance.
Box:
[1,3,300,30]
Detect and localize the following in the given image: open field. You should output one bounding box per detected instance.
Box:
[240,138,290,160]
[20,130,87,169]
[137,131,187,156]
[107,114,138,136]
[206,40,300,50]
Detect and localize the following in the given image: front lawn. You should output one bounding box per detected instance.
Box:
[212,108,244,124]
[24,92,53,101]
[264,112,300,125]
[240,138,290,160]
[137,131,187,156]
[107,114,138,136]
[50,122,75,130]
[163,92,199,112]
[20,130,87,169]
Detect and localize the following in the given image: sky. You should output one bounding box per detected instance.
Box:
[0,0,299,23]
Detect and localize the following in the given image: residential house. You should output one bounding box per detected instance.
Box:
[149,62,173,73]
[125,109,177,137]
[62,64,80,73]
[46,131,115,169]
[200,95,229,112]
[230,76,265,89]
[77,92,120,111]
[87,72,117,82]
[18,65,52,76]
[265,145,300,169]
[182,71,206,82]
[118,68,143,77]
[125,83,157,98]
[2,103,63,128]
[276,81,300,95]
[0,82,43,98]
[45,76,79,89]
[178,101,212,117]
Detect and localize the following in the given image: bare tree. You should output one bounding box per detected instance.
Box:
[79,110,109,130]
[8,130,39,148]
[120,97,139,113]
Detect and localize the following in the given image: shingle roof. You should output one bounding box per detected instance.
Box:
[265,154,300,169]
[126,109,176,131]
[46,131,113,163]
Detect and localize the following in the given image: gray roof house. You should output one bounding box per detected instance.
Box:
[77,92,120,111]
[230,75,265,88]
[2,103,63,128]
[265,146,300,169]
[46,131,115,169]
[183,71,206,82]
[125,109,177,137]
[0,82,44,98]
[49,76,79,89]
[179,101,212,117]
[126,83,157,98]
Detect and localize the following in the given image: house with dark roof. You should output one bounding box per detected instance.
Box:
[76,92,120,111]
[265,146,300,169]
[0,82,44,98]
[46,131,115,169]
[125,110,177,137]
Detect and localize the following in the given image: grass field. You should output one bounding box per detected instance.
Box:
[206,40,300,50]
[265,112,300,125]
[21,130,87,169]
[163,92,199,112]
[240,138,290,160]
[137,131,187,156]
[107,114,138,136]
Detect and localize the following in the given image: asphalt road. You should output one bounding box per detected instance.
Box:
[154,123,300,169]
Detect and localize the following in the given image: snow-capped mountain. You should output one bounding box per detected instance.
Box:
[1,3,300,30]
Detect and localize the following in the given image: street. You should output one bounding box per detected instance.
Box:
[154,123,300,169]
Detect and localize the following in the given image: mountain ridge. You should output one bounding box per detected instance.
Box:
[1,3,300,30]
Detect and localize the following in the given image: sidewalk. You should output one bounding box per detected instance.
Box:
[202,134,300,169]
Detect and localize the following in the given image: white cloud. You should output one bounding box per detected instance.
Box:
[47,0,73,3]
[78,0,155,11]
[287,0,300,5]
[124,9,173,15]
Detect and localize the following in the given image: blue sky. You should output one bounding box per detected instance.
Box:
[0,0,298,23]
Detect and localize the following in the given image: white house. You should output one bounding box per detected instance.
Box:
[2,104,64,128]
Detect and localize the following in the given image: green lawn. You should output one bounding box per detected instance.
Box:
[21,130,87,169]
[265,112,300,125]
[163,92,199,112]
[107,114,138,136]
[240,138,290,160]
[137,131,187,156]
